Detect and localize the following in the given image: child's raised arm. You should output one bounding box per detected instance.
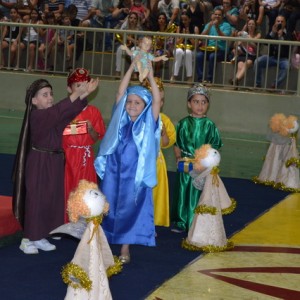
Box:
[116,60,135,104]
[147,65,160,121]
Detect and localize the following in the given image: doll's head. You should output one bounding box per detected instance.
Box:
[193,144,221,171]
[269,113,299,136]
[187,84,210,118]
[68,180,109,223]
[139,36,153,52]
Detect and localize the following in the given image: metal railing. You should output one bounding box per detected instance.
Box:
[0,22,299,95]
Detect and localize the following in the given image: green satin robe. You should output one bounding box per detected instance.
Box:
[171,116,222,231]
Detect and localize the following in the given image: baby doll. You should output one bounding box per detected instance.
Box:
[182,144,236,252]
[121,36,168,82]
[254,113,300,191]
[52,180,122,300]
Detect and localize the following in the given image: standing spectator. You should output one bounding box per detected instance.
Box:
[254,15,293,91]
[196,8,232,83]
[63,68,106,222]
[170,11,199,83]
[130,0,150,27]
[157,0,180,26]
[13,77,99,254]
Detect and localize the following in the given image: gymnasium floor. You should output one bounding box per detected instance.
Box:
[147,193,300,300]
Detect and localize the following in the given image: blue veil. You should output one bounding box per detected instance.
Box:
[94,85,161,191]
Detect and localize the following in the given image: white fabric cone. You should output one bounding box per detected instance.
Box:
[65,222,113,300]
[258,143,286,182]
[276,138,300,189]
[187,173,227,248]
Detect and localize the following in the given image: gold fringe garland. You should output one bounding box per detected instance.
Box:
[194,198,237,216]
[61,262,92,291]
[252,176,300,193]
[107,256,123,278]
[221,198,237,215]
[182,238,234,253]
[285,157,300,168]
[194,204,217,215]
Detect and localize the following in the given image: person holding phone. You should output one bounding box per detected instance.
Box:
[254,15,293,92]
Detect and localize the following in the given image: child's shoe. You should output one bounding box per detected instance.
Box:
[33,239,56,251]
[19,238,39,254]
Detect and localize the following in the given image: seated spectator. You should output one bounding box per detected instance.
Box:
[230,18,261,88]
[70,0,94,27]
[89,0,119,51]
[111,0,131,28]
[0,0,38,18]
[115,11,143,77]
[157,0,180,26]
[0,0,17,19]
[152,12,175,76]
[196,8,232,83]
[55,11,75,69]
[0,7,21,69]
[14,8,44,72]
[185,0,206,32]
[254,15,293,91]
[170,11,199,83]
[258,0,281,30]
[44,0,65,18]
[38,11,57,70]
[215,0,239,35]
[239,0,264,27]
[130,0,150,27]
[279,0,300,34]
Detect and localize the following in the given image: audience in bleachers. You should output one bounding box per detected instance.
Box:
[0,0,299,93]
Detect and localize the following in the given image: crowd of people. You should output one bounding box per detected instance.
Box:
[0,0,299,86]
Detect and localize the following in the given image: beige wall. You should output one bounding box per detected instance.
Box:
[2,71,299,136]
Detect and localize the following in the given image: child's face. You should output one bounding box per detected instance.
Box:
[188,95,209,118]
[32,87,54,109]
[134,0,142,6]
[63,16,71,25]
[126,94,146,121]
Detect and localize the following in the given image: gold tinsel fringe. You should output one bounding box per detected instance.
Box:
[182,238,234,253]
[252,176,300,193]
[221,198,237,215]
[61,262,92,291]
[194,198,237,216]
[107,256,123,278]
[285,157,300,168]
[194,204,217,215]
